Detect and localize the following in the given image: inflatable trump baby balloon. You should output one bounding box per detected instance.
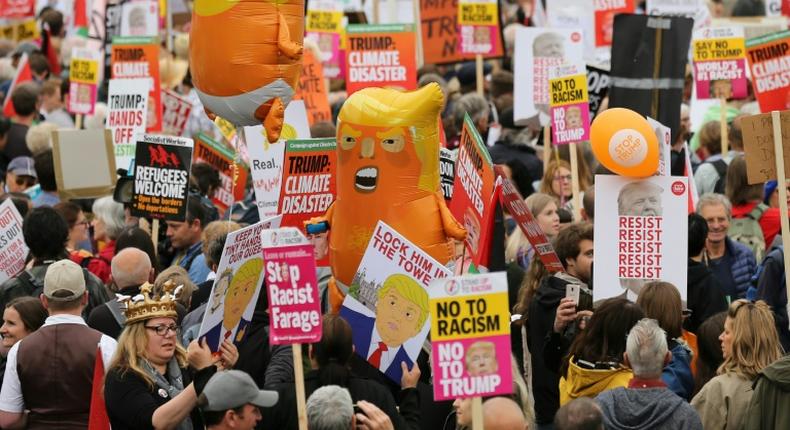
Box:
[310,83,467,312]
[590,108,659,178]
[189,0,304,143]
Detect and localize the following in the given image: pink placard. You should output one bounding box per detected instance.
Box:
[459,25,498,56]
[693,59,748,100]
[264,243,323,344]
[68,82,97,115]
[432,334,513,401]
[550,102,590,145]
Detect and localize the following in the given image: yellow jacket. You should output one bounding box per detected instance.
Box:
[559,356,633,405]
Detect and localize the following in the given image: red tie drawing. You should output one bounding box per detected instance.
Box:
[368,342,388,368]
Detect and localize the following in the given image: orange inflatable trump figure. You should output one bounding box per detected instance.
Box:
[309,83,467,312]
[189,0,304,143]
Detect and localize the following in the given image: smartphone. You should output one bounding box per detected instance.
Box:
[566,284,580,304]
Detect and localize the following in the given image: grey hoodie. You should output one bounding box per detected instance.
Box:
[595,387,703,430]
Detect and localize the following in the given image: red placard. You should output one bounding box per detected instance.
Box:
[0,0,34,19]
[345,24,417,95]
[111,36,162,132]
[746,30,790,113]
[294,50,332,126]
[161,89,192,136]
[594,0,635,47]
[193,133,248,214]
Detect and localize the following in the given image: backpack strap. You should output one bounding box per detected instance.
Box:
[748,203,768,221]
[712,159,728,177]
[15,270,39,296]
[106,299,126,329]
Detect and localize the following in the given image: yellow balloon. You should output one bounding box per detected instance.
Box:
[590,108,659,178]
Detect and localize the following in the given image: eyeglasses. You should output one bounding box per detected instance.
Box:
[145,324,179,336]
[75,219,90,227]
[553,174,572,182]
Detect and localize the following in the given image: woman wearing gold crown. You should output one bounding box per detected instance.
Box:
[104,283,238,430]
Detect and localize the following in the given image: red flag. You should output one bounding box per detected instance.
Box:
[87,346,110,430]
[73,0,88,28]
[41,28,62,76]
[2,53,33,118]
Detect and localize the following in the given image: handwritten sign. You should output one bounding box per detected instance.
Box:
[430,272,512,400]
[741,111,790,184]
[294,50,332,126]
[161,89,193,136]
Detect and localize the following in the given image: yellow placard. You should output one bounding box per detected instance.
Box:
[694,37,746,61]
[549,74,589,107]
[2,20,39,42]
[214,116,237,143]
[306,10,343,33]
[69,59,99,84]
[458,2,498,26]
[430,292,509,341]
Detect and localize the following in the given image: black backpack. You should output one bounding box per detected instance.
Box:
[712,159,728,194]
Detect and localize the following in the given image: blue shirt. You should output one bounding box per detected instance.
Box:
[178,241,211,284]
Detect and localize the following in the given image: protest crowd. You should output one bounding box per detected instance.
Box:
[3,0,790,429]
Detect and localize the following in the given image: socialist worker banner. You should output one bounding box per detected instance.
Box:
[131,134,193,221]
[111,36,162,132]
[746,30,790,112]
[345,24,417,95]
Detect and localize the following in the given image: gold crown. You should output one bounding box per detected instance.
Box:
[119,281,181,325]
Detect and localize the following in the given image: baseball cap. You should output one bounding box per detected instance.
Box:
[200,370,278,411]
[7,156,37,179]
[764,180,778,204]
[43,259,86,301]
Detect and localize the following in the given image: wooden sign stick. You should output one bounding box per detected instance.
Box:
[720,98,728,157]
[476,54,484,96]
[471,396,484,430]
[771,111,790,316]
[151,219,160,251]
[543,127,551,173]
[293,343,308,430]
[569,142,582,221]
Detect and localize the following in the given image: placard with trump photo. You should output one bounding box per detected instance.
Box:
[593,175,688,302]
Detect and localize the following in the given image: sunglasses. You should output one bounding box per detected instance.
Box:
[14,176,36,187]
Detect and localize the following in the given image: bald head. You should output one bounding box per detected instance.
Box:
[111,247,152,289]
[483,397,526,430]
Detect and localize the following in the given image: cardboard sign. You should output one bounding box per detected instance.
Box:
[339,221,452,384]
[161,89,193,136]
[420,0,504,64]
[586,66,610,120]
[746,30,790,113]
[130,134,193,221]
[0,0,34,18]
[345,24,417,95]
[647,117,672,177]
[193,133,248,214]
[449,114,496,268]
[277,138,337,232]
[594,0,634,47]
[549,73,590,145]
[51,129,118,200]
[429,272,512,401]
[68,48,101,115]
[495,173,564,272]
[197,220,269,351]
[458,0,499,55]
[120,0,158,37]
[294,50,332,126]
[111,36,162,132]
[440,147,456,200]
[106,78,149,170]
[593,175,688,302]
[262,228,322,344]
[513,27,585,127]
[0,199,28,284]
[692,27,748,100]
[741,111,790,184]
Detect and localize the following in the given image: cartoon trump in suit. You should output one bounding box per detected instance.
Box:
[340,274,429,383]
[201,258,262,351]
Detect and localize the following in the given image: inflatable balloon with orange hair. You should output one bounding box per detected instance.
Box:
[189,0,304,143]
[308,83,467,312]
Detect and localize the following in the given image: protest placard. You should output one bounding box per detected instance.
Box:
[457,0,499,56]
[692,27,748,100]
[51,129,118,199]
[130,134,193,221]
[294,50,332,126]
[0,0,34,18]
[261,228,322,344]
[646,117,672,177]
[68,47,101,115]
[246,131,286,221]
[420,0,503,64]
[440,147,456,200]
[594,0,634,47]
[0,199,28,284]
[593,175,688,302]
[429,272,512,401]
[746,30,790,113]
[278,138,337,229]
[106,77,148,170]
[161,89,192,136]
[340,221,452,384]
[495,171,564,272]
[449,114,496,268]
[345,24,417,95]
[741,111,790,184]
[120,0,158,37]
[193,133,248,214]
[0,19,38,42]
[198,220,270,351]
[549,72,590,145]
[513,27,584,127]
[587,66,610,120]
[305,7,344,79]
[111,36,162,132]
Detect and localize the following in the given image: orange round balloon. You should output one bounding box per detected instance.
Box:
[590,108,659,178]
